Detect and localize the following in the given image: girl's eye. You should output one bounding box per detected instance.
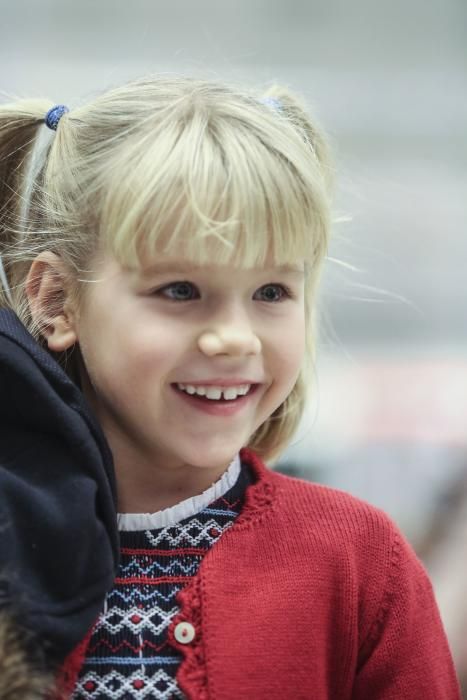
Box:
[254,284,293,303]
[159,281,198,301]
[156,281,292,303]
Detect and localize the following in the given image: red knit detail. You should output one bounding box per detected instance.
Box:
[88,637,169,654]
[54,625,95,699]
[358,530,403,668]
[217,496,241,509]
[236,447,276,526]
[169,576,208,700]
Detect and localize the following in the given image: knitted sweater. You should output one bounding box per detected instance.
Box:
[70,454,250,699]
[60,448,461,700]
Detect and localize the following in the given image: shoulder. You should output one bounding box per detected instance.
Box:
[273,466,392,531]
[271,466,423,573]
[244,447,399,548]
[241,448,426,606]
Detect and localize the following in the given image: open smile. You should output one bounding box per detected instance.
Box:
[171,383,261,416]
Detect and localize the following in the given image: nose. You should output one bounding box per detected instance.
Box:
[198,326,262,357]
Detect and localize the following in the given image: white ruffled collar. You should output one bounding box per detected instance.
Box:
[117,453,241,531]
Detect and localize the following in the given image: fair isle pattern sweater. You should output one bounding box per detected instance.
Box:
[62,448,461,699]
[71,455,252,700]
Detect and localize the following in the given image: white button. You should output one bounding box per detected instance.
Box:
[174,621,196,644]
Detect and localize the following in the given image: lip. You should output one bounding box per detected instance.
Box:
[171,383,261,416]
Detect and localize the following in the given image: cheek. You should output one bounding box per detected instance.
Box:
[260,322,305,417]
[108,321,191,394]
[273,317,306,368]
[111,333,170,381]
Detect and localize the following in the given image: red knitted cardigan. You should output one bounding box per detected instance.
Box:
[57,447,461,699]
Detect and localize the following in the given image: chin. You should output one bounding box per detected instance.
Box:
[180,444,241,471]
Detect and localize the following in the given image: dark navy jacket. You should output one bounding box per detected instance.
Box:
[0,309,119,663]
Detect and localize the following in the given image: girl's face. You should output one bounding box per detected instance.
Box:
[73,249,306,478]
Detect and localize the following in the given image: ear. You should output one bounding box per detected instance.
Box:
[25,252,78,352]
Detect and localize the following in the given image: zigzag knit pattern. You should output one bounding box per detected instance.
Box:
[71,463,252,700]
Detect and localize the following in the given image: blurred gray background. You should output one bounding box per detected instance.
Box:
[2,0,467,680]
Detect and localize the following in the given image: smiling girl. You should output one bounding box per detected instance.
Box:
[0,76,461,699]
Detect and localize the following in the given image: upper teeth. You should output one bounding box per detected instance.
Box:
[177,383,251,400]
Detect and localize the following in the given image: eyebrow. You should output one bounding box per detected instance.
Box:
[142,262,305,275]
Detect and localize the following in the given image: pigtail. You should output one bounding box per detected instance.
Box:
[0,99,54,308]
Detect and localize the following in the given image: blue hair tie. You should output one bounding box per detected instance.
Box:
[260,97,283,112]
[45,104,69,131]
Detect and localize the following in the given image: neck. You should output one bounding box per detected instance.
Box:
[104,429,235,514]
[116,461,231,513]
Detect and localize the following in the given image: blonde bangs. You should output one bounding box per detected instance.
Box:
[95,94,328,272]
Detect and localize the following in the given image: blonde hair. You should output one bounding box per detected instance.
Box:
[0,75,333,463]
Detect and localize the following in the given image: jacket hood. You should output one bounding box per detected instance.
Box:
[0,309,119,664]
